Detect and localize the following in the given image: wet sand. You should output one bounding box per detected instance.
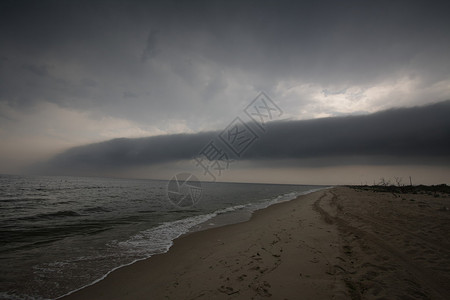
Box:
[61,187,450,299]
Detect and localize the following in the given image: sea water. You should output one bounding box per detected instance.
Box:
[0,174,326,299]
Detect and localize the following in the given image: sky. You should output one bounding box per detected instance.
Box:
[1,0,450,184]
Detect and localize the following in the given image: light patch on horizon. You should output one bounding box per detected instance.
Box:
[0,101,197,173]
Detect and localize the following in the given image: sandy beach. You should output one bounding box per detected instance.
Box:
[61,187,450,300]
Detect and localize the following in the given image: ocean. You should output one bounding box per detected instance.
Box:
[0,174,326,299]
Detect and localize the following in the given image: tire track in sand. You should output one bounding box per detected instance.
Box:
[313,190,449,300]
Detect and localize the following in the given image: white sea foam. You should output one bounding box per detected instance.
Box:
[57,189,317,299]
[116,203,250,256]
[107,187,329,259]
[57,203,253,299]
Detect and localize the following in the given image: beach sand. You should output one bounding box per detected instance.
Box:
[61,187,450,299]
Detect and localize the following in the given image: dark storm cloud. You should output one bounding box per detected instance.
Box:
[22,64,50,77]
[37,101,450,174]
[37,131,215,173]
[1,0,450,120]
[253,101,450,158]
[123,91,138,99]
[141,29,159,62]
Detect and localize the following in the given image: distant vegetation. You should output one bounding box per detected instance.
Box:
[348,179,450,195]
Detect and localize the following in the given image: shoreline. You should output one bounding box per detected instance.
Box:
[61,189,344,299]
[57,187,328,300]
[60,186,450,299]
[187,187,329,234]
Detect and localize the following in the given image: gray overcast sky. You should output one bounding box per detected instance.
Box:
[1,0,449,184]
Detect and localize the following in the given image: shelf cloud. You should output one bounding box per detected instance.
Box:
[36,100,450,175]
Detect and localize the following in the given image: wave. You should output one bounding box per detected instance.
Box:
[2,210,83,225]
[0,291,47,300]
[81,206,111,213]
[0,197,49,203]
[36,210,82,219]
[56,203,252,299]
[114,203,250,256]
[54,186,328,299]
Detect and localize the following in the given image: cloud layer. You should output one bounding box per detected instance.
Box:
[37,100,450,175]
[1,0,450,178]
[2,0,450,123]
